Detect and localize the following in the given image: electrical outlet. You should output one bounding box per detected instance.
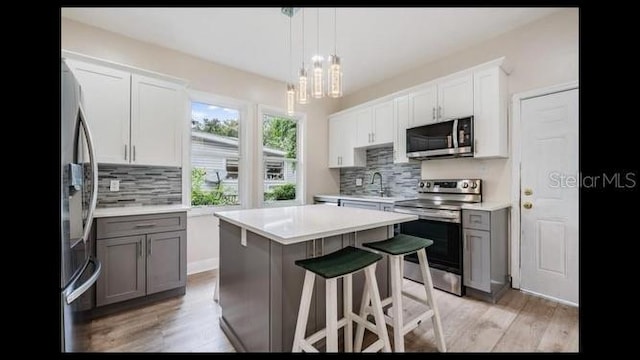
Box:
[356,178,363,186]
[109,180,120,192]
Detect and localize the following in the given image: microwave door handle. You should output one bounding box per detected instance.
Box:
[78,104,98,245]
[452,118,459,149]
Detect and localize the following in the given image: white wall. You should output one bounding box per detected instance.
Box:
[61,18,341,273]
[339,9,579,203]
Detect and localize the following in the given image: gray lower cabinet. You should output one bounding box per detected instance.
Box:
[96,212,187,307]
[96,235,146,306]
[462,208,509,302]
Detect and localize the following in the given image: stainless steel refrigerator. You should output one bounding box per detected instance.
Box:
[60,59,101,352]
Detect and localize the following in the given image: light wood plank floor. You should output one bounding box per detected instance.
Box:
[85,270,578,352]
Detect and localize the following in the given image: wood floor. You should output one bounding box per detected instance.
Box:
[85,270,578,352]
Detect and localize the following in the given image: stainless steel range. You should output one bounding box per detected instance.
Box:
[393,178,482,296]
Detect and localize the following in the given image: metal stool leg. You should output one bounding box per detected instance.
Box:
[292,271,316,352]
[417,249,446,352]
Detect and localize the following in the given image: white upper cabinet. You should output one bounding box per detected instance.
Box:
[354,100,394,147]
[438,73,474,121]
[67,59,185,167]
[67,60,131,164]
[328,113,365,168]
[372,101,394,145]
[408,73,473,127]
[393,95,409,163]
[131,75,184,167]
[408,85,438,128]
[473,66,508,158]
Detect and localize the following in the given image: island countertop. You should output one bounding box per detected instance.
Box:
[213,204,417,245]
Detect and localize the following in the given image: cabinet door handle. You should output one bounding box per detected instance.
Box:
[432,107,436,120]
[465,235,469,251]
[135,223,157,228]
[133,145,136,162]
[138,239,142,257]
[474,139,478,154]
[124,144,128,160]
[438,106,442,119]
[372,133,375,143]
[147,238,152,256]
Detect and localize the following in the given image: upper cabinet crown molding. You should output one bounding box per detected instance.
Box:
[62,49,189,87]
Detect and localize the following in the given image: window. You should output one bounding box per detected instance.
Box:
[261,112,301,204]
[190,100,242,207]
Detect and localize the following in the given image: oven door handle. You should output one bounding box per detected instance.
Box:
[394,207,461,223]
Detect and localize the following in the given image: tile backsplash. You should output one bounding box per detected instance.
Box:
[340,146,421,198]
[87,164,182,208]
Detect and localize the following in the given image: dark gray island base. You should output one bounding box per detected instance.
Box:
[218,220,393,352]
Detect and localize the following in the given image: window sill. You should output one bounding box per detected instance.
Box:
[261,200,303,208]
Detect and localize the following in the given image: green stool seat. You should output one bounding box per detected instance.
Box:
[363,234,434,256]
[295,246,382,279]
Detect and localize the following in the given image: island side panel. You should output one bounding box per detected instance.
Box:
[219,220,271,352]
[348,227,391,312]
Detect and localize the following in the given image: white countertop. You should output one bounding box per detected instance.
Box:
[214,204,418,245]
[94,204,191,218]
[461,201,512,211]
[313,194,414,204]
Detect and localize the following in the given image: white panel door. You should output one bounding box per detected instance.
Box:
[408,85,438,127]
[68,60,131,164]
[372,101,394,145]
[131,75,184,167]
[520,88,578,305]
[438,73,473,121]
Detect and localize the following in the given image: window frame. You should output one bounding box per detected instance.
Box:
[185,90,252,216]
[257,105,306,208]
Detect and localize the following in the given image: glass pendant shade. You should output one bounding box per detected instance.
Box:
[327,54,342,98]
[311,57,324,99]
[286,83,295,116]
[298,67,308,104]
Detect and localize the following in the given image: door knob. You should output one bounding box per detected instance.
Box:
[523,202,533,209]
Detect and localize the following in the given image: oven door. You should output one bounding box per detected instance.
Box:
[398,218,462,275]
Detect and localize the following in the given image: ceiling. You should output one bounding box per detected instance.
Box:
[62,7,560,95]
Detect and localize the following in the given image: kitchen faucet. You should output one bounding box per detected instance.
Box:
[371,172,384,197]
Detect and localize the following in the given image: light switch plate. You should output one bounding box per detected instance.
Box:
[110,180,120,192]
[356,178,363,186]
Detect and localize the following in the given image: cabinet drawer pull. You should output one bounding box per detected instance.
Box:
[135,223,157,228]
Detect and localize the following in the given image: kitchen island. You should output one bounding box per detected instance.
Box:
[213,204,417,352]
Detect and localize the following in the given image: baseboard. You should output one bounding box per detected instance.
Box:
[187,257,219,275]
[520,288,579,307]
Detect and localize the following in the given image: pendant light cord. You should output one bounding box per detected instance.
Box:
[289,15,292,82]
[334,8,337,54]
[302,9,305,66]
[316,8,320,58]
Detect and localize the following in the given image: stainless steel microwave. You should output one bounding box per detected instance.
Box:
[406,116,473,160]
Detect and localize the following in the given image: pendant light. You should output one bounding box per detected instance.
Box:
[328,8,343,98]
[311,8,324,99]
[297,9,308,104]
[286,14,295,116]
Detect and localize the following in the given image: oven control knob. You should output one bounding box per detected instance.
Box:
[462,182,469,188]
[425,182,431,188]
[419,182,425,188]
[471,182,478,189]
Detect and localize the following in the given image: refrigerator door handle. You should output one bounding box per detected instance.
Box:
[64,257,102,305]
[78,104,98,245]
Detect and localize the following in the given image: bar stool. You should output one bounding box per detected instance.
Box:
[292,246,391,352]
[354,234,446,352]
